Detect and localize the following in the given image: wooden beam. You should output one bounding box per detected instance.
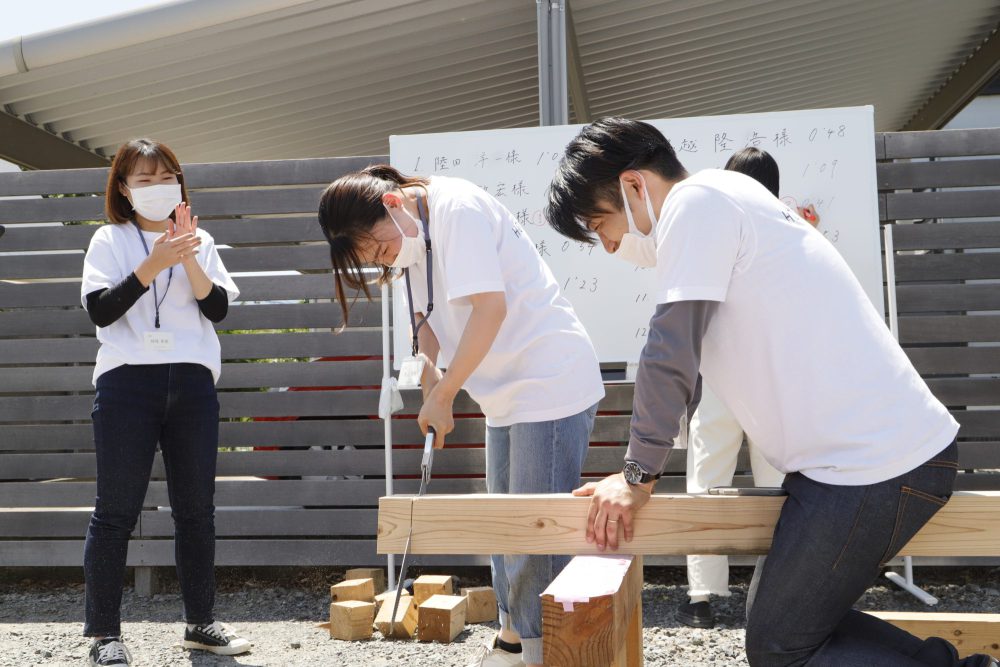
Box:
[377,492,1000,556]
[0,110,108,169]
[902,27,1000,130]
[867,612,1000,658]
[542,555,643,667]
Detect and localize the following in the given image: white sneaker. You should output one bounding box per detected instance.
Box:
[182,621,251,656]
[466,634,526,667]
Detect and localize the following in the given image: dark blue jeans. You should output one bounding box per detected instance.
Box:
[84,363,219,637]
[746,441,994,666]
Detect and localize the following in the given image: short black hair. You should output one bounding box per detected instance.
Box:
[546,117,687,243]
[724,147,780,198]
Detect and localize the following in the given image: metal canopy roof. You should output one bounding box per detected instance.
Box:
[0,0,997,168]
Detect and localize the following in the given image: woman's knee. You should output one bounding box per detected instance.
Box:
[88,509,139,537]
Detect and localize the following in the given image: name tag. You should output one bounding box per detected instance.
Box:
[143,331,175,352]
[397,355,426,389]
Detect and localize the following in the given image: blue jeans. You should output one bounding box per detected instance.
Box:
[746,441,994,666]
[84,363,219,637]
[486,404,597,665]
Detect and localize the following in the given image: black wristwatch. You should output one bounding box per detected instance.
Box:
[622,460,660,486]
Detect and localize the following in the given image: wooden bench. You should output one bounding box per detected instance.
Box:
[1,127,999,587]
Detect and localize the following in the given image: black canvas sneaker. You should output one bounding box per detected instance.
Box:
[88,637,132,666]
[182,621,251,655]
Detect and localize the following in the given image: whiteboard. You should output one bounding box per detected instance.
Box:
[390,106,882,366]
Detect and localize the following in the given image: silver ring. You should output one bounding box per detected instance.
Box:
[607,519,619,523]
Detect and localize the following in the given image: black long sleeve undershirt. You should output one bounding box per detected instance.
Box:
[85,273,229,327]
[85,273,148,327]
[196,283,229,323]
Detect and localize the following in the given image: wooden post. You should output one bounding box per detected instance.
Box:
[542,555,643,667]
[614,595,643,667]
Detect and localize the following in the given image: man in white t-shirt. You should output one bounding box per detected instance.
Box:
[543,118,992,667]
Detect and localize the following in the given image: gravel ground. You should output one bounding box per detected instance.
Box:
[1,566,998,666]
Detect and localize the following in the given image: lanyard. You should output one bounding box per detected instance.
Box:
[131,221,172,329]
[402,196,433,356]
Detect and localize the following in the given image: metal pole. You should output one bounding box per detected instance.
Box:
[381,281,396,590]
[537,0,552,125]
[553,0,569,125]
[881,224,938,606]
[537,0,568,126]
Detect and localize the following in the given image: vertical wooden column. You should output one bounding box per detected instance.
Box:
[542,555,644,667]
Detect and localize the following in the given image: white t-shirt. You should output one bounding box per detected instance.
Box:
[653,169,958,485]
[81,223,239,385]
[403,176,604,427]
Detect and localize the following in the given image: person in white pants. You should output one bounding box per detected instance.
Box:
[678,385,785,628]
[678,146,816,629]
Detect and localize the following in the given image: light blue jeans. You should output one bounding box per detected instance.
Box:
[485,403,597,665]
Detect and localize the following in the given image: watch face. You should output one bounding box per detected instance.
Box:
[623,461,642,485]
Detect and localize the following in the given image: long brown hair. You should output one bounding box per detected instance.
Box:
[105,139,189,224]
[318,164,429,326]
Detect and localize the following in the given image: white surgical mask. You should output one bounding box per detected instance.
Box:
[615,177,658,268]
[385,201,426,269]
[128,183,182,222]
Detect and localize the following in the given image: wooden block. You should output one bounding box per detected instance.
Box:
[417,594,468,643]
[542,555,644,667]
[330,578,375,603]
[346,567,386,594]
[375,594,418,639]
[329,600,375,641]
[374,588,409,614]
[867,611,1000,659]
[377,492,1000,557]
[413,574,454,606]
[461,586,498,624]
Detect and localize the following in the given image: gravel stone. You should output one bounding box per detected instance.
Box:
[0,567,996,666]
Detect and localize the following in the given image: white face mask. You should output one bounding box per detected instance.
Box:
[614,177,658,268]
[128,183,182,222]
[385,201,426,269]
